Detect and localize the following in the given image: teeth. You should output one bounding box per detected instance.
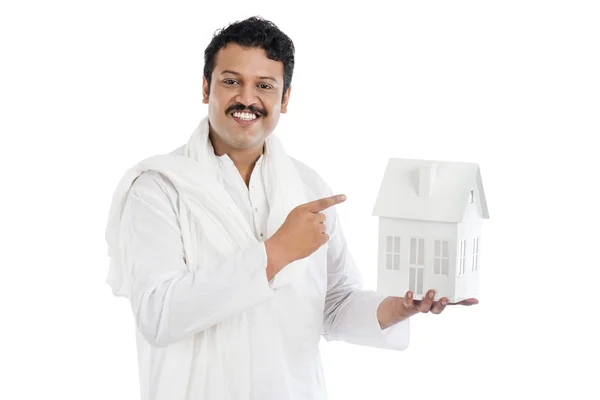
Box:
[233,112,257,120]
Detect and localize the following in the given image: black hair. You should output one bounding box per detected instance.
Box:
[203,16,295,101]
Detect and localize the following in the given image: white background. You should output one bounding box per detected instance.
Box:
[2,1,599,399]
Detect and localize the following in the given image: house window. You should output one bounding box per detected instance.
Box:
[458,239,466,276]
[472,237,479,271]
[386,236,401,270]
[434,240,449,276]
[469,190,474,203]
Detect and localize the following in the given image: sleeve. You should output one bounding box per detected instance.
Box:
[120,171,276,348]
[320,184,410,351]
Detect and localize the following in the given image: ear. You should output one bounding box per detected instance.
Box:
[281,86,292,113]
[202,76,210,104]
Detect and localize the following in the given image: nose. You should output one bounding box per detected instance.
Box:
[235,83,258,107]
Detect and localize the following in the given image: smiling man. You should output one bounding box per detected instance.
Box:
[105,16,477,400]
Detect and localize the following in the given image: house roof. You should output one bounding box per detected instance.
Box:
[372,158,490,223]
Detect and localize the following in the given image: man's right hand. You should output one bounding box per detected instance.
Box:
[264,194,347,280]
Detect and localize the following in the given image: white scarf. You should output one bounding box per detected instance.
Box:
[105,116,309,399]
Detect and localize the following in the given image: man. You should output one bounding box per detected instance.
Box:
[105,16,477,400]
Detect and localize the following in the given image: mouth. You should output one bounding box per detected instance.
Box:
[231,111,260,126]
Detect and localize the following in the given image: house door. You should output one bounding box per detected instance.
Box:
[409,238,425,296]
[409,266,424,296]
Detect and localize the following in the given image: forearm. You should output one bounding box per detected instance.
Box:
[323,288,409,350]
[324,288,384,340]
[133,242,275,347]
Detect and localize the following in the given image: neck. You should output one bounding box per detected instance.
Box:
[209,132,264,187]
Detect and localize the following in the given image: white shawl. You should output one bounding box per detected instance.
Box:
[105,116,309,399]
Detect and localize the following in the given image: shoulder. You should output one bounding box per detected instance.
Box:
[131,170,176,195]
[129,170,180,217]
[130,144,185,201]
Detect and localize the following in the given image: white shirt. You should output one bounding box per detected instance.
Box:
[120,148,410,400]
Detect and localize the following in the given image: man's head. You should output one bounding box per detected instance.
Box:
[202,16,295,153]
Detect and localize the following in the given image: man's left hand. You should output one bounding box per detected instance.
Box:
[379,289,478,329]
[394,289,478,318]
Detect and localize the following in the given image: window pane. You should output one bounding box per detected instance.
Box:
[434,258,440,274]
[387,236,393,252]
[434,240,440,257]
[409,267,415,292]
[394,254,400,270]
[410,238,416,264]
[442,258,449,275]
[394,236,401,253]
[417,268,424,295]
[386,254,392,270]
[418,239,425,265]
[443,241,449,257]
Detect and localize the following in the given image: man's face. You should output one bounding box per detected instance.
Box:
[203,43,291,152]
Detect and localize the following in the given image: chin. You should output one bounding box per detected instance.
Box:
[227,133,264,149]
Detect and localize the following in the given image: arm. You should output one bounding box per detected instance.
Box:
[321,194,410,351]
[121,172,276,348]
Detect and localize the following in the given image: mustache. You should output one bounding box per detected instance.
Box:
[225,103,267,117]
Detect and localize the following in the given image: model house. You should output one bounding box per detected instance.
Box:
[372,158,489,303]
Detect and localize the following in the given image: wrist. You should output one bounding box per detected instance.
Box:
[378,296,407,329]
[264,238,288,279]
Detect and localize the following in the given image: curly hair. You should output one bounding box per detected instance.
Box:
[203,16,295,101]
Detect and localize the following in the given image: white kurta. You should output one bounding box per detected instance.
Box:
[119,147,410,400]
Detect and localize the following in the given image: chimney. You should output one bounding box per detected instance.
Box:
[418,164,437,197]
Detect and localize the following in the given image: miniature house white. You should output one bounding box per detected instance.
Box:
[372,158,489,303]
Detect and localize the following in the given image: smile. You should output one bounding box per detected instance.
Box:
[231,111,260,125]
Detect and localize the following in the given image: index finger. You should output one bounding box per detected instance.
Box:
[304,194,346,212]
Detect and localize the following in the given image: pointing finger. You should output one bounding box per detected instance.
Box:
[305,194,346,213]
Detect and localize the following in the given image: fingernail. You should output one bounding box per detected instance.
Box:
[339,195,346,201]
[429,291,435,299]
[441,299,447,305]
[407,292,413,298]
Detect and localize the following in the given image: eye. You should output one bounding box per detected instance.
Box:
[258,83,273,90]
[223,79,238,85]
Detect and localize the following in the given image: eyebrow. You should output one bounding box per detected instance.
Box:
[219,69,278,83]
